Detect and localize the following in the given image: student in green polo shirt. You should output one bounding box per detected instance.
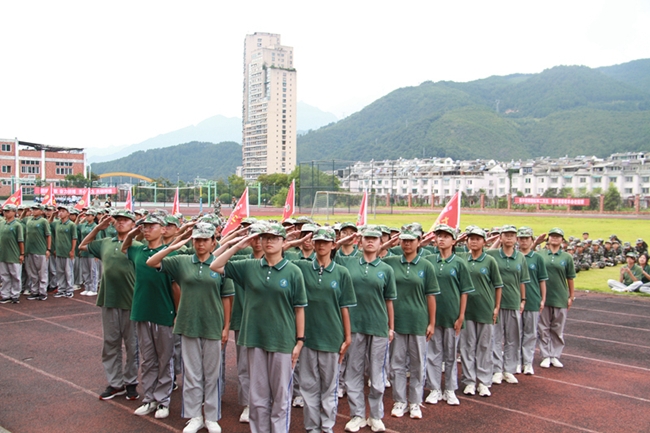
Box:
[146,222,234,433]
[539,228,576,369]
[292,227,356,433]
[336,222,360,258]
[334,225,396,433]
[423,224,474,407]
[459,226,503,398]
[517,227,548,376]
[80,210,141,401]
[486,225,530,385]
[24,204,51,301]
[284,223,318,262]
[383,223,438,419]
[122,213,178,420]
[608,252,644,292]
[0,204,25,304]
[77,209,100,296]
[52,205,77,298]
[210,223,307,433]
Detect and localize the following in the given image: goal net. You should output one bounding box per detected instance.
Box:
[310,191,375,222]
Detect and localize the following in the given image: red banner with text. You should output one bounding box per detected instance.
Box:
[34,187,117,195]
[514,197,590,206]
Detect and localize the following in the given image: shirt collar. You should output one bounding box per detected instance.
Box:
[468,252,486,262]
[191,254,215,265]
[359,256,381,266]
[436,253,456,263]
[400,254,421,264]
[312,259,336,273]
[261,257,289,270]
[499,248,518,259]
[524,250,535,258]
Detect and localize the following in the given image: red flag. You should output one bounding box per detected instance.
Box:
[171,187,180,215]
[2,188,22,207]
[222,188,249,237]
[42,184,56,206]
[431,191,461,230]
[282,179,295,222]
[357,190,368,226]
[74,188,90,210]
[125,188,133,211]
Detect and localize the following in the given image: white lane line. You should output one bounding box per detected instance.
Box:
[567,318,650,331]
[0,311,100,326]
[458,396,602,433]
[571,307,650,319]
[0,306,102,341]
[0,351,177,432]
[565,333,650,350]
[533,375,650,403]
[561,352,650,372]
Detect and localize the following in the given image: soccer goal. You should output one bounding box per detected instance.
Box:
[310,191,375,221]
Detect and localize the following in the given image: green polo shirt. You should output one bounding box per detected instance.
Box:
[227,254,254,331]
[523,251,549,311]
[383,255,439,335]
[284,250,316,261]
[101,225,118,239]
[542,249,576,309]
[293,260,357,352]
[225,258,307,353]
[486,249,530,311]
[622,264,643,286]
[462,252,503,324]
[160,254,235,339]
[88,237,140,310]
[128,244,177,326]
[335,256,397,337]
[25,216,51,256]
[0,219,24,263]
[336,246,360,258]
[642,265,650,284]
[77,222,100,258]
[52,219,77,258]
[425,253,474,328]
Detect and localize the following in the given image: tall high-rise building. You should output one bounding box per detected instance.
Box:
[242,32,297,181]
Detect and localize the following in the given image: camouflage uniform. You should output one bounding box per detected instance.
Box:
[574,244,591,271]
[590,243,606,269]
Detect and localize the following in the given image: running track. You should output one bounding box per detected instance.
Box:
[0,291,648,433]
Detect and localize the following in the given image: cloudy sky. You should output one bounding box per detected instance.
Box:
[1,0,649,150]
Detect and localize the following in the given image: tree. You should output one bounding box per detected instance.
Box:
[62,173,100,188]
[227,175,246,198]
[604,184,621,211]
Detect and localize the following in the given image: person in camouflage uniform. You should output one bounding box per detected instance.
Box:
[602,241,616,267]
[622,242,634,258]
[567,245,579,274]
[574,243,591,271]
[612,241,624,264]
[590,241,606,269]
[635,239,648,257]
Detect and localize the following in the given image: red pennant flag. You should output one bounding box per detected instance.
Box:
[357,190,368,226]
[171,187,180,215]
[282,179,295,222]
[431,191,461,230]
[125,188,133,211]
[74,188,90,211]
[222,188,249,237]
[42,184,56,206]
[2,188,22,207]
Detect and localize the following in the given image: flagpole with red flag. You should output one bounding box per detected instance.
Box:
[125,188,133,211]
[430,190,461,231]
[42,184,56,206]
[74,188,90,211]
[2,188,22,207]
[282,179,295,222]
[222,188,249,237]
[357,190,368,226]
[171,187,180,215]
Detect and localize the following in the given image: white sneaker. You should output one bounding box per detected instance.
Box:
[391,402,407,417]
[205,420,221,433]
[87,291,97,296]
[463,384,476,395]
[441,362,445,372]
[409,403,422,419]
[183,417,205,433]
[292,396,304,407]
[345,416,367,432]
[492,372,503,384]
[425,389,442,404]
[503,373,518,384]
[80,291,88,296]
[551,358,564,368]
[134,402,156,416]
[367,417,386,432]
[239,406,249,423]
[444,390,460,406]
[154,404,169,419]
[540,357,551,368]
[385,379,391,388]
[523,364,534,375]
[477,383,491,397]
[515,364,522,374]
[337,388,345,398]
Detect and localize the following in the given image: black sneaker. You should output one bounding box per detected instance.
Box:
[53,291,66,298]
[27,293,40,301]
[0,297,11,304]
[11,298,19,304]
[65,292,74,298]
[125,384,139,400]
[99,385,126,400]
[38,295,48,301]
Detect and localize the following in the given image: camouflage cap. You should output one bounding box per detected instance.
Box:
[191,222,216,239]
[585,239,592,244]
[332,223,341,231]
[339,222,358,231]
[85,209,97,216]
[466,226,487,239]
[69,208,80,215]
[165,215,181,227]
[567,245,575,250]
[17,204,26,211]
[241,217,258,226]
[626,251,638,258]
[434,224,457,240]
[399,223,423,240]
[312,227,336,242]
[112,209,136,221]
[604,240,612,244]
[390,227,400,234]
[135,208,149,216]
[576,242,584,247]
[3,203,17,211]
[593,240,601,246]
[517,226,533,238]
[624,241,631,246]
[295,216,314,224]
[548,227,565,237]
[378,225,392,235]
[262,223,287,238]
[56,204,68,210]
[500,225,517,234]
[141,214,166,225]
[361,225,382,238]
[249,222,270,235]
[45,205,56,211]
[31,203,45,210]
[637,238,644,244]
[300,223,320,233]
[568,236,575,241]
[281,218,296,226]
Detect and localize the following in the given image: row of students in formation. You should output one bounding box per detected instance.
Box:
[70,209,574,433]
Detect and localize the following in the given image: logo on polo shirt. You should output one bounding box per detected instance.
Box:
[480,267,488,274]
[450,268,457,276]
[210,271,220,279]
[418,270,425,278]
[330,280,338,289]
[529,263,536,270]
[516,263,521,271]
[279,278,288,288]
[377,271,385,280]
[560,260,566,266]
